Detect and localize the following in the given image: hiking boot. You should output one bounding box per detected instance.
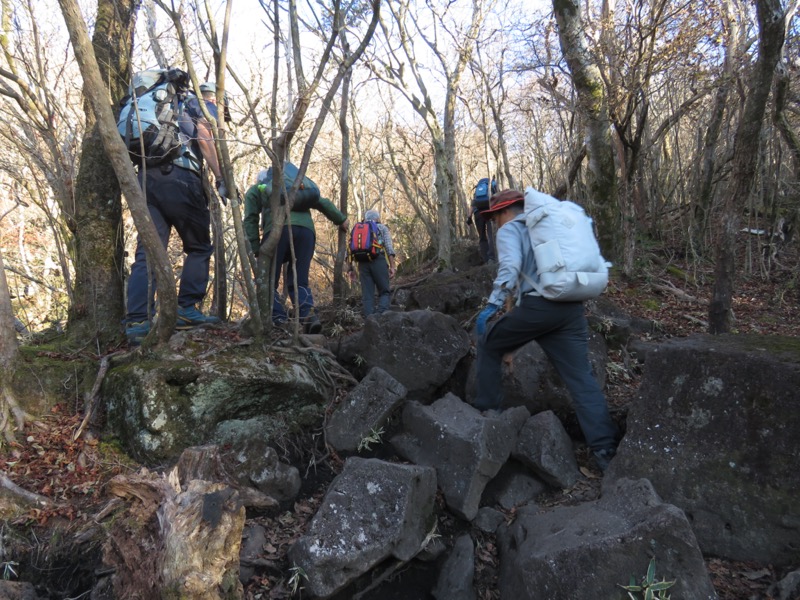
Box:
[126,321,150,345]
[303,313,322,335]
[592,448,617,473]
[176,305,221,329]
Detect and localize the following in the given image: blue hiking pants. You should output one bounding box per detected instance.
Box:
[126,166,213,323]
[357,254,391,316]
[270,225,316,323]
[475,295,619,451]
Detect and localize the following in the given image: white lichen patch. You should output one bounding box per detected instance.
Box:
[701,377,724,396]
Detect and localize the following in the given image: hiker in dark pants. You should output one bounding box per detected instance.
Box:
[243,172,349,333]
[347,209,397,316]
[474,190,619,471]
[125,81,223,344]
[471,207,495,263]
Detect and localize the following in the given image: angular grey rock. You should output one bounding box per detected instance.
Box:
[207,435,300,503]
[239,523,267,584]
[336,310,471,400]
[326,367,407,452]
[775,569,800,600]
[606,334,800,566]
[391,394,518,521]
[432,534,476,600]
[473,507,506,533]
[289,458,436,599]
[497,477,717,600]
[512,410,581,489]
[482,460,547,510]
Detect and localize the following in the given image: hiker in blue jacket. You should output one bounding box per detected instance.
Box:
[474,189,620,472]
[125,81,224,344]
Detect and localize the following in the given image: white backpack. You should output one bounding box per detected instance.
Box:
[522,187,610,301]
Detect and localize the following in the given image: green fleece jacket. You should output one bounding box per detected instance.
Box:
[243,183,347,252]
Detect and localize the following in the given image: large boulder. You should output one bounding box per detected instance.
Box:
[335,310,471,401]
[288,458,437,598]
[607,334,800,566]
[391,394,528,520]
[497,477,716,600]
[398,264,495,316]
[103,345,329,464]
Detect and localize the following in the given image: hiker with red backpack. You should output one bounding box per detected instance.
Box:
[347,209,396,317]
[473,189,619,472]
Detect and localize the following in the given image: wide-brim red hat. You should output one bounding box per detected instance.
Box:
[480,189,524,216]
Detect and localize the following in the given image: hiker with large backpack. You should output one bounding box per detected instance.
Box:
[121,72,226,344]
[243,164,350,333]
[467,177,498,263]
[473,188,619,472]
[346,209,397,317]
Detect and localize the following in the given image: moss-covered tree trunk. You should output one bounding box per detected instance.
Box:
[708,0,785,334]
[553,0,619,262]
[67,0,137,347]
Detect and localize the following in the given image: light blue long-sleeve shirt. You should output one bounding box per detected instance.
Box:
[488,214,539,307]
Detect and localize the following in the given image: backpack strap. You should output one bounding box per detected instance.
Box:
[172,96,201,173]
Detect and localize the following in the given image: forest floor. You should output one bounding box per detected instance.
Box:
[3,239,800,599]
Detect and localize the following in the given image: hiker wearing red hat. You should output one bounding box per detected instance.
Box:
[474,188,620,472]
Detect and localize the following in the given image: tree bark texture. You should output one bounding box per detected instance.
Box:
[694,0,742,251]
[553,0,620,262]
[104,472,245,599]
[58,0,178,344]
[709,0,785,333]
[67,0,135,347]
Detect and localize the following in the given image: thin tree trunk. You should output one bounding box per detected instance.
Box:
[709,0,785,333]
[58,0,178,344]
[553,0,619,262]
[694,0,742,253]
[67,0,135,348]
[335,31,353,303]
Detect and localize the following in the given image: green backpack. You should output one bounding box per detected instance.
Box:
[258,162,321,211]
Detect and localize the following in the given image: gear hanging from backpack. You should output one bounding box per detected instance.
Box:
[349,220,384,262]
[117,68,198,170]
[521,187,611,301]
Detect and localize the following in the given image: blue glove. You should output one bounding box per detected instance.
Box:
[476,303,500,336]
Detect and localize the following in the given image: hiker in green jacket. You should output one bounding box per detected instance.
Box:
[244,171,349,333]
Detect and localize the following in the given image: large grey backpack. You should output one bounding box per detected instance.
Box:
[522,187,610,301]
[117,68,191,168]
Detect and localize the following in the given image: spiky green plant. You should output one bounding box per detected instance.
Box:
[357,426,385,452]
[620,558,675,600]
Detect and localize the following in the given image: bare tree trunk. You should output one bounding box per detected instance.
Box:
[709,0,785,333]
[67,0,135,348]
[693,0,742,254]
[57,0,178,344]
[335,31,353,302]
[553,0,619,261]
